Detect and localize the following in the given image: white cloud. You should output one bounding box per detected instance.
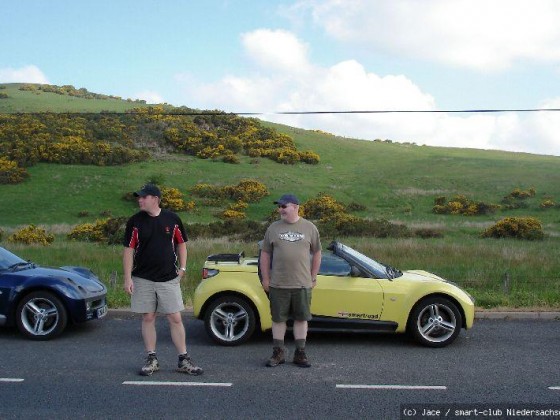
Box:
[241,29,312,74]
[131,90,165,104]
[176,28,560,156]
[295,0,560,71]
[0,65,49,84]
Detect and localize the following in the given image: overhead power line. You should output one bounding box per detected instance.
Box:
[234,108,560,115]
[10,108,560,117]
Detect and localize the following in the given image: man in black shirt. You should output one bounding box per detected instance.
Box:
[123,183,203,376]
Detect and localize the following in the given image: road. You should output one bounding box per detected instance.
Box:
[1,312,559,419]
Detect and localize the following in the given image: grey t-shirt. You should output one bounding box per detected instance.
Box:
[262,218,321,288]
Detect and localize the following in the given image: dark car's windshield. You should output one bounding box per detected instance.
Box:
[0,247,30,271]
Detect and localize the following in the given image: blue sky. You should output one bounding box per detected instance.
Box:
[2,0,560,156]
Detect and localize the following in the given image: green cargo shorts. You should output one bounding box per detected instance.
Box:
[269,287,312,322]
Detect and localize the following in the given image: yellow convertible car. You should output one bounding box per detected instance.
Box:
[193,241,475,348]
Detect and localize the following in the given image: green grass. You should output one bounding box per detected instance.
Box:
[1,82,560,309]
[5,236,559,310]
[0,83,150,113]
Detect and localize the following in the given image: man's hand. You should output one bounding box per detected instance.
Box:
[262,277,270,293]
[124,277,133,295]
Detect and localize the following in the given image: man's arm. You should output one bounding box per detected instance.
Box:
[177,242,187,278]
[310,250,322,288]
[123,247,134,295]
[260,250,271,292]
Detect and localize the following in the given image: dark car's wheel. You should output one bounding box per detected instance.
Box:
[204,295,256,346]
[16,291,68,340]
[408,296,462,348]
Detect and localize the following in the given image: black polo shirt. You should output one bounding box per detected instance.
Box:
[123,209,188,282]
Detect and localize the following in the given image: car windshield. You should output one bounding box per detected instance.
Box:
[337,243,402,279]
[0,247,30,271]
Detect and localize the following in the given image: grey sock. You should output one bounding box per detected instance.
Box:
[295,339,306,350]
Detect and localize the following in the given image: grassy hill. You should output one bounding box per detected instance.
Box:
[2,83,560,309]
[1,82,560,233]
[0,83,152,113]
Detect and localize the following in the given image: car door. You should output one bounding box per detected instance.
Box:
[0,274,11,321]
[311,254,384,321]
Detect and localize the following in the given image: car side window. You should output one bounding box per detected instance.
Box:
[319,254,351,276]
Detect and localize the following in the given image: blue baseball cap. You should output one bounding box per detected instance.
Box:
[274,194,300,205]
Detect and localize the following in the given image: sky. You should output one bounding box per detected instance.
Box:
[2,0,560,156]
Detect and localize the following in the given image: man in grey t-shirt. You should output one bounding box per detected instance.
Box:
[260,194,321,368]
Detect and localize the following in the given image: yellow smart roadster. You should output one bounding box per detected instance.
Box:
[193,241,475,348]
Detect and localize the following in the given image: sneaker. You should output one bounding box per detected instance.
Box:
[266,346,286,367]
[293,348,311,368]
[177,355,203,376]
[140,353,159,376]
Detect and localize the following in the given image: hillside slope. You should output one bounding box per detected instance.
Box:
[1,83,559,233]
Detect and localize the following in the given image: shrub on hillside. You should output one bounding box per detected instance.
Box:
[226,179,269,202]
[0,157,29,184]
[481,217,544,240]
[500,187,536,209]
[218,209,246,220]
[68,220,107,242]
[539,199,555,209]
[504,187,536,200]
[160,187,195,212]
[194,179,270,203]
[432,195,498,216]
[300,194,346,220]
[68,217,127,244]
[298,150,320,164]
[8,225,54,246]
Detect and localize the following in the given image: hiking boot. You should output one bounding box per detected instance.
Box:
[177,355,203,376]
[266,346,286,367]
[293,348,311,368]
[140,353,159,376]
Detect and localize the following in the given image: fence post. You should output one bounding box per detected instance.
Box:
[110,270,118,287]
[502,272,510,295]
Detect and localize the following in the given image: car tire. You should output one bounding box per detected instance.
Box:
[408,296,462,348]
[204,295,256,346]
[16,291,68,340]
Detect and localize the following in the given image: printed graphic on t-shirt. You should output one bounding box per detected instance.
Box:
[279,231,305,242]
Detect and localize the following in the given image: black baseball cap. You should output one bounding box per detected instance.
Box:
[273,194,300,205]
[133,184,161,198]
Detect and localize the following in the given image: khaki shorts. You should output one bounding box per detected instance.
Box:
[269,287,312,322]
[131,276,185,314]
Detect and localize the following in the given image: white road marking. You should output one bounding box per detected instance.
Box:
[336,384,446,390]
[123,381,232,387]
[548,387,560,390]
[0,378,24,382]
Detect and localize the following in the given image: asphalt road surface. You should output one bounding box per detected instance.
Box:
[1,312,559,419]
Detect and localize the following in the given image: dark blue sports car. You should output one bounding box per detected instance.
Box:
[0,246,108,340]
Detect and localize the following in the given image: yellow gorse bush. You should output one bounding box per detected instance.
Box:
[482,217,544,240]
[0,157,28,184]
[160,187,196,212]
[8,225,55,246]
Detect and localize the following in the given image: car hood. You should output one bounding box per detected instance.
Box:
[21,266,106,293]
[402,270,447,282]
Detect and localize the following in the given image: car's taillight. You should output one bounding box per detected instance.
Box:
[202,268,219,279]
